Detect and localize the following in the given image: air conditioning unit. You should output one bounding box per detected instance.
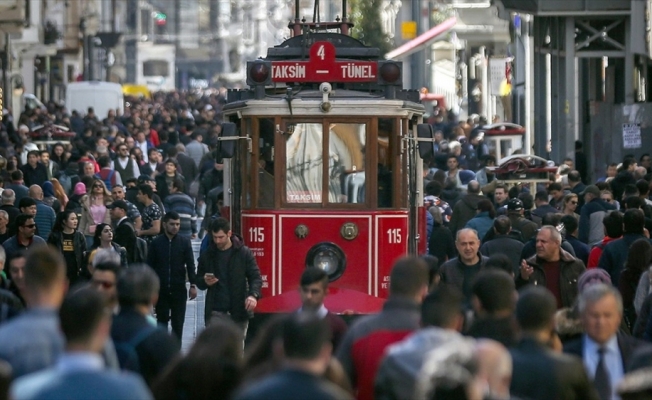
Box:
[0,0,26,33]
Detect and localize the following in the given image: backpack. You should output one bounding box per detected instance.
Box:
[134,237,148,263]
[95,170,115,191]
[115,326,157,373]
[59,172,76,196]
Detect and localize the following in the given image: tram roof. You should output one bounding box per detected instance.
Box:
[223,95,424,118]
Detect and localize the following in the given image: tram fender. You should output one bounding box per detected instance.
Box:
[255,287,385,315]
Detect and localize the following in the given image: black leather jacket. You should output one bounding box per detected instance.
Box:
[196,235,262,323]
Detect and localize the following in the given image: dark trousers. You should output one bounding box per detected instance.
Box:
[209,311,249,349]
[155,289,187,341]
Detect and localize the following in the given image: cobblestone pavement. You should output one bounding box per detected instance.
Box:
[180,238,206,353]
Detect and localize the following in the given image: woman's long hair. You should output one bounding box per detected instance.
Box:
[625,238,652,275]
[52,210,77,234]
[90,178,112,200]
[562,193,578,214]
[92,223,111,248]
[50,178,69,210]
[476,199,496,219]
[152,321,243,400]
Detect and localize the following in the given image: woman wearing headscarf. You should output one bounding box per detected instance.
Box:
[41,181,61,212]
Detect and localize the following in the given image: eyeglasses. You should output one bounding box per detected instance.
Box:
[94,185,103,189]
[570,201,578,205]
[92,280,115,289]
[22,224,36,229]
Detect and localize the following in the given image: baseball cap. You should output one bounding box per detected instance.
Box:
[580,185,600,197]
[137,174,154,183]
[107,200,129,211]
[507,198,524,211]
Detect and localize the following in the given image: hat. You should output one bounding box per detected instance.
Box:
[507,198,524,211]
[107,200,129,211]
[580,185,600,197]
[73,182,86,195]
[577,269,611,293]
[137,174,154,183]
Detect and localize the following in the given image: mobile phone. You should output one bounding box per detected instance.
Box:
[205,273,215,278]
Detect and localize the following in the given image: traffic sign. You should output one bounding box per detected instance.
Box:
[401,21,417,40]
[270,42,378,83]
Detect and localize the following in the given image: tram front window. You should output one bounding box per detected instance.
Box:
[286,123,324,203]
[285,122,367,205]
[328,123,366,204]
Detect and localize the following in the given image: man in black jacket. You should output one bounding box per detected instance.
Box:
[196,217,262,336]
[147,211,197,342]
[110,200,137,263]
[480,216,524,274]
[510,286,599,400]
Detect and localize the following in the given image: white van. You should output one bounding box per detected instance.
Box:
[65,81,124,119]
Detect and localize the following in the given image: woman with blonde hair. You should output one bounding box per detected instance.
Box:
[561,193,579,219]
[50,178,69,211]
[79,177,112,248]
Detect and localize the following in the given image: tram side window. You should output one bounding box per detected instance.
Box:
[286,123,323,204]
[257,118,275,208]
[328,123,366,204]
[378,118,394,208]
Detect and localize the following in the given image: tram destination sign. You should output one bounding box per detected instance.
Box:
[271,41,378,83]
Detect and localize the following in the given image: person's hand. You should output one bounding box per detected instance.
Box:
[189,285,198,300]
[245,296,257,311]
[204,274,218,286]
[520,260,534,281]
[191,234,197,239]
[645,228,650,239]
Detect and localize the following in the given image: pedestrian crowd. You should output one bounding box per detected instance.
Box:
[1,94,652,400]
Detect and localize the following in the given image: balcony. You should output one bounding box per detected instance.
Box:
[497,0,632,15]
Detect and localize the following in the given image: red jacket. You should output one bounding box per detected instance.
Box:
[587,236,621,268]
[335,298,420,400]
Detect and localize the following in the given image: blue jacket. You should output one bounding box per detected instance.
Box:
[465,212,494,241]
[147,233,197,292]
[579,198,616,244]
[11,354,152,400]
[163,193,197,237]
[598,233,651,286]
[33,201,56,242]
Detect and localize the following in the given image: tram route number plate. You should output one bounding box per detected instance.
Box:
[271,41,378,83]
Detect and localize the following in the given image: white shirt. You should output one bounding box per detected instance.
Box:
[298,304,328,319]
[111,157,141,180]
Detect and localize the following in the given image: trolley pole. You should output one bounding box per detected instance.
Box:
[410,0,422,89]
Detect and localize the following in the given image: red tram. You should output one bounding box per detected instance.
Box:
[218,2,433,315]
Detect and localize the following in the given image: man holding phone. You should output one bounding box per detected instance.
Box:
[197,217,262,337]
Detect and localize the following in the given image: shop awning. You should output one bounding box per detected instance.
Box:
[385,17,457,60]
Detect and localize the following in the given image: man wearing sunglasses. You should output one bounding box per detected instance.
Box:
[579,185,617,245]
[2,214,46,261]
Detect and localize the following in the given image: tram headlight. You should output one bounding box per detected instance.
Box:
[378,62,402,85]
[306,243,346,282]
[247,61,271,85]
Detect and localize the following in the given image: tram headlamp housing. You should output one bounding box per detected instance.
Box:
[378,61,402,85]
[247,61,272,86]
[306,243,346,282]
